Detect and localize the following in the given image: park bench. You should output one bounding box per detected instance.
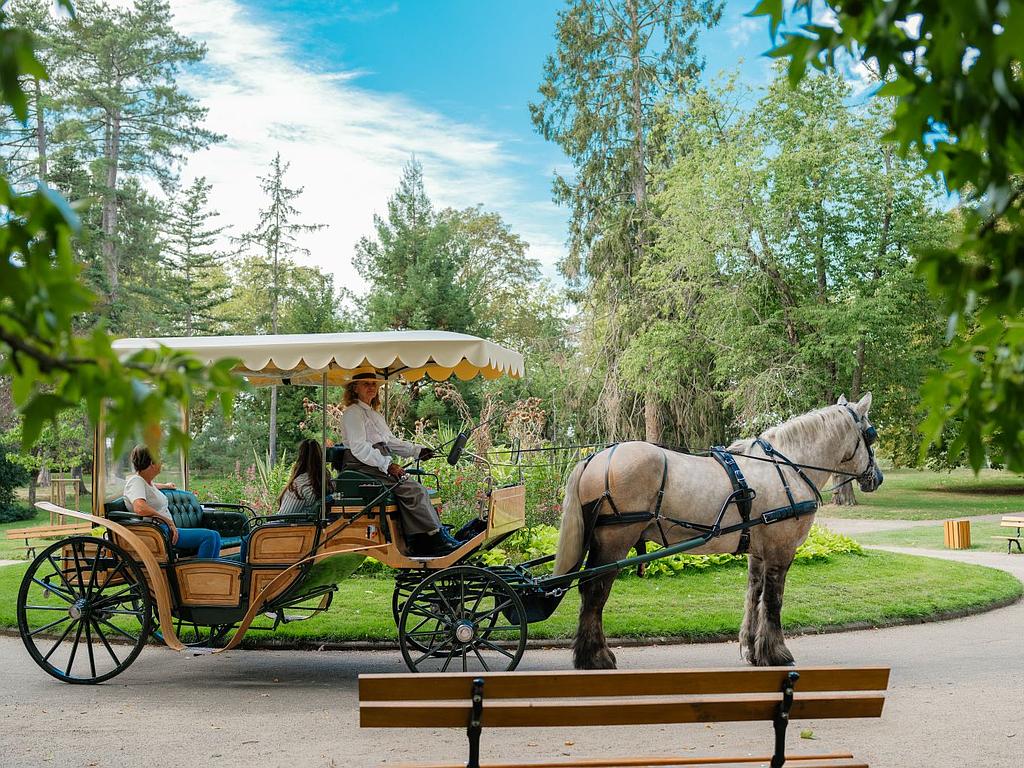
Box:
[993,514,1024,554]
[5,522,93,558]
[359,666,890,768]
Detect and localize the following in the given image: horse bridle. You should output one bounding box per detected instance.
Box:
[841,405,878,473]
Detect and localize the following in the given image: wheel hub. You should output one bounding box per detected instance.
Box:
[68,598,88,621]
[454,621,475,644]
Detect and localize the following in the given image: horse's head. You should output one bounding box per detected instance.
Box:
[836,393,883,492]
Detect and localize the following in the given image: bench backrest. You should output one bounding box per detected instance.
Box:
[5,523,93,539]
[359,667,889,728]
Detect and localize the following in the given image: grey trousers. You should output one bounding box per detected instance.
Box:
[342,450,440,536]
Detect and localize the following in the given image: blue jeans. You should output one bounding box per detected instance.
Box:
[159,523,221,558]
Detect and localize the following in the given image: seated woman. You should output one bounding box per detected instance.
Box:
[277,438,323,516]
[124,444,221,559]
[341,367,457,557]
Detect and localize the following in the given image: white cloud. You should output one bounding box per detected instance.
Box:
[165,0,562,295]
[727,17,761,49]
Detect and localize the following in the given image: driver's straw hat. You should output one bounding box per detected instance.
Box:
[347,366,388,384]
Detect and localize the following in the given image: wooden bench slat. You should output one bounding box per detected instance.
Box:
[5,524,93,538]
[360,691,886,728]
[395,757,865,768]
[358,668,890,702]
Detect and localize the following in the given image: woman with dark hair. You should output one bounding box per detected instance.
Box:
[341,367,456,557]
[277,438,323,515]
[124,444,221,559]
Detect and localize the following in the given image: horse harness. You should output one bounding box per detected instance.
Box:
[584,438,823,557]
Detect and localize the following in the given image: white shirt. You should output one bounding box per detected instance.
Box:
[342,400,423,472]
[124,474,172,524]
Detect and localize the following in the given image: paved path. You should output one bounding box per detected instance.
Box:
[1,523,1021,768]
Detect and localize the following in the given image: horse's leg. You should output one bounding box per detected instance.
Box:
[753,555,795,666]
[634,538,647,577]
[739,554,765,664]
[573,531,631,670]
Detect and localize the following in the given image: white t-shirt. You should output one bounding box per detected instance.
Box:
[124,474,172,524]
[342,400,422,472]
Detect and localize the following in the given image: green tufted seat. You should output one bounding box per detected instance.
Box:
[104,489,247,550]
[333,469,437,508]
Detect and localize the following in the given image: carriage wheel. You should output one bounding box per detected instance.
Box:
[17,537,152,684]
[152,618,233,648]
[398,565,527,673]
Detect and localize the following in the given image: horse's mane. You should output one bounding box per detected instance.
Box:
[728,406,849,454]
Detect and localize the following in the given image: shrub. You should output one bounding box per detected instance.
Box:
[0,502,34,524]
[0,444,30,518]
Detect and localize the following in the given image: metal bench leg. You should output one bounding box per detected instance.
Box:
[467,678,484,768]
[771,670,800,768]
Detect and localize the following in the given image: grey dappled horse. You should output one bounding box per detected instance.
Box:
[553,394,883,670]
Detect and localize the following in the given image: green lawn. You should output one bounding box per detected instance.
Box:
[855,520,1023,554]
[822,467,1024,520]
[2,550,1018,644]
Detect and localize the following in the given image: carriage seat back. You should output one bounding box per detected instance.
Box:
[103,490,246,547]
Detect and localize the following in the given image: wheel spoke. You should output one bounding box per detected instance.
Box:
[439,642,459,673]
[84,621,97,679]
[414,638,452,667]
[472,598,514,625]
[477,637,515,659]
[404,603,450,625]
[83,543,104,600]
[24,604,72,612]
[89,618,122,667]
[43,618,79,662]
[65,620,85,677]
[472,646,491,671]
[28,615,71,637]
[102,608,148,618]
[46,554,79,597]
[461,644,467,672]
[94,558,128,595]
[69,541,88,596]
[92,584,142,609]
[30,576,75,604]
[93,615,141,644]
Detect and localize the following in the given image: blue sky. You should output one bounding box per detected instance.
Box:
[169,1,786,291]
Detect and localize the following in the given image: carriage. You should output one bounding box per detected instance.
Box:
[17,330,883,683]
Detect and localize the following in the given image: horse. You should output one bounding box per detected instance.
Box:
[553,393,883,670]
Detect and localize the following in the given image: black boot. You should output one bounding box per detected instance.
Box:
[408,530,458,557]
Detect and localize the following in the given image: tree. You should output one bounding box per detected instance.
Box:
[531,0,723,442]
[355,159,475,333]
[641,68,951,460]
[236,152,325,465]
[0,0,53,186]
[159,176,231,336]
[50,0,221,306]
[1,0,240,463]
[750,0,1024,470]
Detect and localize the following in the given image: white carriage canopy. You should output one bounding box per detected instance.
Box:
[111,330,525,386]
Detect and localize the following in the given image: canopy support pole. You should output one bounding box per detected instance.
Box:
[321,370,328,522]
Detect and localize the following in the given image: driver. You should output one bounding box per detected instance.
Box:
[341,368,459,557]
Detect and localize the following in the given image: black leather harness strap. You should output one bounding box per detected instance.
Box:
[711,446,752,554]
[753,437,823,515]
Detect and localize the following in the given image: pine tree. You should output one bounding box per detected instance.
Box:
[50,0,221,306]
[355,159,475,333]
[236,152,326,465]
[159,177,231,336]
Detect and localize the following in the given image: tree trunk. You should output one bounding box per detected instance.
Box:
[72,465,87,495]
[644,396,662,444]
[37,465,50,488]
[102,110,121,302]
[28,475,37,506]
[34,77,47,182]
[831,480,857,506]
[851,336,866,399]
[269,385,278,467]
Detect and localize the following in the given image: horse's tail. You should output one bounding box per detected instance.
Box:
[553,459,589,576]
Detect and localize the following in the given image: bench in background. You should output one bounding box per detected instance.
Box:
[359,666,890,768]
[5,523,93,558]
[993,514,1024,554]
